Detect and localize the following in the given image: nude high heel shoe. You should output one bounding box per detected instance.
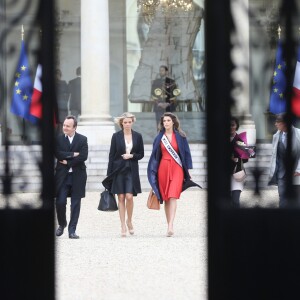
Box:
[121,227,127,237]
[166,229,174,237]
[126,220,134,235]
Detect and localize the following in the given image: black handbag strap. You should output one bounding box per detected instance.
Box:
[233,159,244,173]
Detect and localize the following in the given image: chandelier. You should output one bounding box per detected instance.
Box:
[137,0,193,16]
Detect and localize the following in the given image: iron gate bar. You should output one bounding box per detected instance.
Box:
[206,0,233,298]
[0,0,56,299]
[206,0,300,299]
[39,0,56,209]
[281,0,298,203]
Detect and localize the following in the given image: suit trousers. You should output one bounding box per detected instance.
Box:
[277,178,286,208]
[277,178,300,208]
[293,185,300,206]
[231,190,241,208]
[56,173,81,234]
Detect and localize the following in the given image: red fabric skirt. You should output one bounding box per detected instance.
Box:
[158,134,184,201]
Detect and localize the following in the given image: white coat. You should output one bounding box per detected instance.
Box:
[269,126,300,185]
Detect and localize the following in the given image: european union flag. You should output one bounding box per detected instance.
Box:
[10,41,38,123]
[269,40,287,114]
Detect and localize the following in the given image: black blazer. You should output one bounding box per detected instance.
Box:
[54,132,88,198]
[103,130,144,195]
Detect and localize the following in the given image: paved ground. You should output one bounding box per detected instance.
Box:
[0,188,280,299]
[56,190,207,300]
[55,188,280,300]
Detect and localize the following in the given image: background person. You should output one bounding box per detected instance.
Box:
[54,115,88,239]
[151,65,178,127]
[56,69,69,126]
[68,66,81,119]
[268,113,300,207]
[147,112,193,237]
[230,117,248,208]
[103,112,144,237]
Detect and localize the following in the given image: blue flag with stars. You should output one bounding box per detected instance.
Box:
[269,40,287,114]
[10,41,38,123]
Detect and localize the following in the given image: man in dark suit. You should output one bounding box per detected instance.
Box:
[269,113,300,207]
[151,65,178,127]
[68,67,81,119]
[55,115,88,239]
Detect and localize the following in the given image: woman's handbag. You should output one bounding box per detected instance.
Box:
[233,160,247,182]
[98,190,118,211]
[147,189,160,210]
[233,170,247,182]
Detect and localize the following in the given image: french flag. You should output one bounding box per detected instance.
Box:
[292,47,300,117]
[30,64,42,119]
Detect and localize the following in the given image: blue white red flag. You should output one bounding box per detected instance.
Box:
[292,44,300,116]
[30,64,42,119]
[10,41,38,123]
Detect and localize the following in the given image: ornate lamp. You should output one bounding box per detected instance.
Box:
[137,0,160,16]
[137,0,193,16]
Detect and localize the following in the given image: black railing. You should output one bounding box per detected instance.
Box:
[0,0,56,299]
[206,0,300,299]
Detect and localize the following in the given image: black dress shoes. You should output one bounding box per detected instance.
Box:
[56,223,67,237]
[69,233,80,239]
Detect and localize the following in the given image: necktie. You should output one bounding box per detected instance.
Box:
[65,135,71,145]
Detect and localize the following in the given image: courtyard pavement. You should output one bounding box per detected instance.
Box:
[56,190,207,300]
[55,188,279,300]
[0,187,280,299]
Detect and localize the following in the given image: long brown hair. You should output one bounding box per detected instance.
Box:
[158,112,186,137]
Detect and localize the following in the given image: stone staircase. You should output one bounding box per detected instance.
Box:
[244,143,273,189]
[86,143,207,191]
[0,143,273,193]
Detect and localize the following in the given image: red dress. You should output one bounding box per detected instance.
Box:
[158,133,184,201]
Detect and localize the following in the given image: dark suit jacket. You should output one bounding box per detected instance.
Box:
[147,129,193,201]
[102,130,144,194]
[68,77,81,114]
[55,132,88,198]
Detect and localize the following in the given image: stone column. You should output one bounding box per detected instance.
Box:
[231,0,256,145]
[77,0,115,144]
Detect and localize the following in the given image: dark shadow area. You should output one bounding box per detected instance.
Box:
[206,0,300,298]
[0,0,56,298]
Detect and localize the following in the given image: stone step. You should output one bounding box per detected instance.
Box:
[0,143,274,192]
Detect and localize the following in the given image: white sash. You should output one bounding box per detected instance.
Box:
[161,135,182,167]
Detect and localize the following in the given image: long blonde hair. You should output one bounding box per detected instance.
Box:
[114,112,136,129]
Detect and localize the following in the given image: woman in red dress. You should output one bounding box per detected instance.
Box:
[148,112,193,237]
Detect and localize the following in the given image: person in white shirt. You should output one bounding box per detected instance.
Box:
[103,112,144,237]
[54,115,88,239]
